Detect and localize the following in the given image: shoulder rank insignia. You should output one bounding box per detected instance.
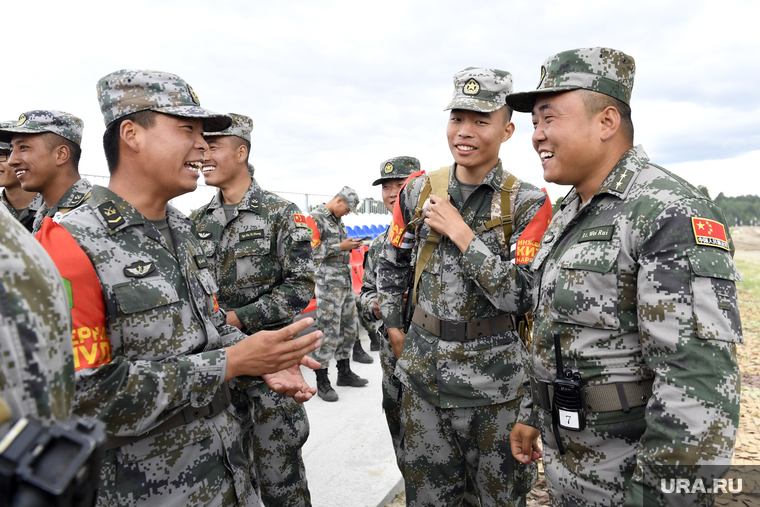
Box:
[463,78,480,96]
[293,213,308,228]
[124,261,155,278]
[197,230,213,240]
[69,192,85,206]
[249,197,260,212]
[98,202,125,229]
[692,217,729,251]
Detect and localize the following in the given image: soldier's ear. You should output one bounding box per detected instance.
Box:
[53,143,71,167]
[120,120,140,153]
[237,143,248,163]
[598,106,621,142]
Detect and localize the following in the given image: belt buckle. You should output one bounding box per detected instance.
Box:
[441,320,466,342]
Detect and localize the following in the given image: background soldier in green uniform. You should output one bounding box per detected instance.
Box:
[377,68,549,506]
[191,112,315,507]
[35,69,322,507]
[0,110,92,235]
[507,47,742,506]
[358,155,418,474]
[308,186,368,401]
[0,135,42,232]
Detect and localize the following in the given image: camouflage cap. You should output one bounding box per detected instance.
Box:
[97,69,231,132]
[0,122,10,151]
[506,47,636,113]
[0,110,84,146]
[337,186,360,213]
[445,67,514,113]
[372,156,420,186]
[203,113,253,143]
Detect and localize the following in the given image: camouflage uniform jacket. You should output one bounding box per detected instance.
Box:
[377,161,547,408]
[310,203,351,286]
[527,146,741,493]
[1,190,43,233]
[0,205,74,434]
[358,228,387,323]
[190,176,315,333]
[54,185,255,505]
[31,178,92,235]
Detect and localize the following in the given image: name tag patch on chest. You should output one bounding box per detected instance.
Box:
[240,230,264,242]
[692,217,729,251]
[197,230,213,240]
[578,225,615,242]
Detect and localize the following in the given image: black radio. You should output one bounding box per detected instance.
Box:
[551,332,586,455]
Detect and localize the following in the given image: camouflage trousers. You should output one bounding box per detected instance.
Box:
[309,278,357,365]
[248,383,311,507]
[378,325,404,473]
[401,388,536,507]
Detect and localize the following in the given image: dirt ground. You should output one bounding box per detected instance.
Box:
[386,227,760,507]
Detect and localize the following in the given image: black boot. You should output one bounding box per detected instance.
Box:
[368,330,381,352]
[315,368,338,402]
[353,338,374,364]
[336,359,368,387]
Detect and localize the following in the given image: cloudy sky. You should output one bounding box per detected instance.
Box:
[2,0,757,214]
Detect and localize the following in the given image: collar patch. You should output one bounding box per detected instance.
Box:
[124,261,155,278]
[578,225,615,242]
[69,192,85,206]
[609,169,634,194]
[98,202,125,229]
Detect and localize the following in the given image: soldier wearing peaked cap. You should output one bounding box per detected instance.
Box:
[190,113,316,506]
[307,185,370,401]
[0,134,42,232]
[34,69,323,507]
[376,67,551,506]
[0,110,91,235]
[508,47,742,506]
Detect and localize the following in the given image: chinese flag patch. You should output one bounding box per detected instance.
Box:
[691,217,729,251]
[293,213,308,228]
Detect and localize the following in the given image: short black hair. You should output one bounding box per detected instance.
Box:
[103,110,157,174]
[579,89,634,143]
[43,133,81,171]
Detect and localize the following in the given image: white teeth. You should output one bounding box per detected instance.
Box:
[202,165,215,173]
[15,169,27,176]
[457,145,475,151]
[540,152,554,160]
[186,161,202,172]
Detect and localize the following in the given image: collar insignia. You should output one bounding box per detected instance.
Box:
[98,202,125,229]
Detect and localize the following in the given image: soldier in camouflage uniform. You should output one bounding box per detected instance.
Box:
[507,48,742,507]
[358,155,419,473]
[0,110,92,235]
[0,203,74,434]
[377,68,549,506]
[34,69,322,507]
[308,186,368,401]
[0,135,43,232]
[190,113,314,507]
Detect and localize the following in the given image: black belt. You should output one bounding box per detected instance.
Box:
[531,376,653,413]
[105,383,231,450]
[412,308,515,342]
[323,253,350,264]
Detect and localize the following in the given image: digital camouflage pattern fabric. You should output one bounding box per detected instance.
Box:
[336,186,360,213]
[1,190,43,233]
[0,205,74,433]
[307,203,358,365]
[507,47,635,113]
[358,229,404,471]
[31,178,92,235]
[526,145,742,506]
[42,185,257,506]
[96,69,231,132]
[203,113,254,143]
[444,67,514,113]
[372,156,420,186]
[191,175,314,506]
[0,110,84,146]
[377,161,547,505]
